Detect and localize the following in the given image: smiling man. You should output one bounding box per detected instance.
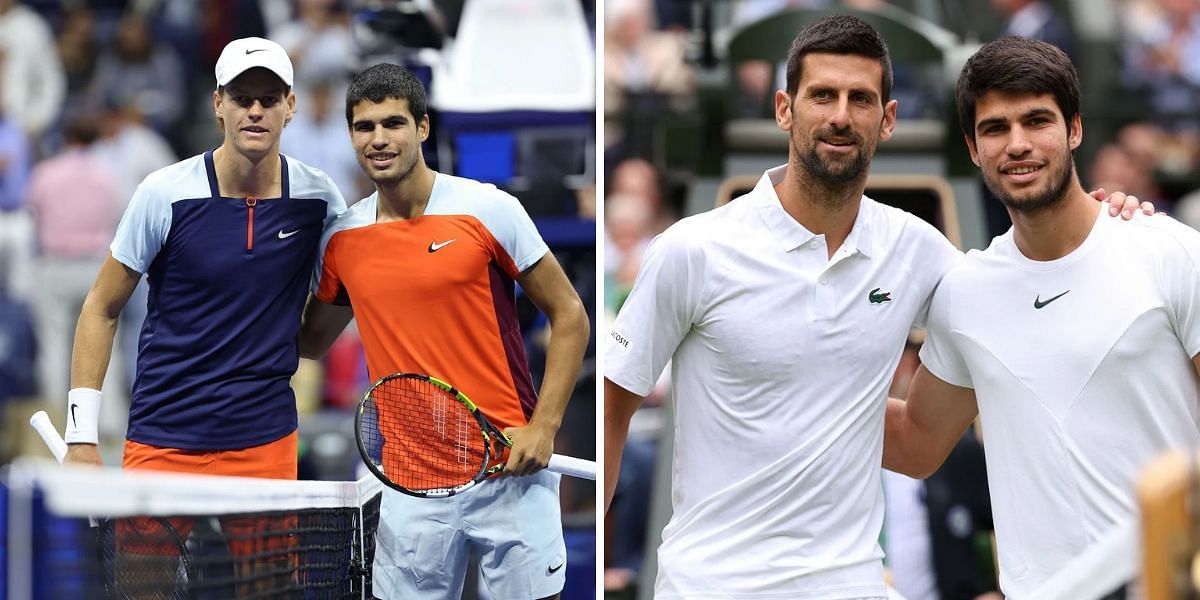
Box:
[603,16,963,599]
[602,17,1153,600]
[297,63,589,600]
[883,37,1200,597]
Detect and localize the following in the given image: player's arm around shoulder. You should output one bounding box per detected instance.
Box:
[884,267,979,479]
[883,366,979,479]
[65,254,143,467]
[298,294,354,360]
[502,252,590,477]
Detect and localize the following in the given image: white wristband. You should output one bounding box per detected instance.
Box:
[65,388,102,445]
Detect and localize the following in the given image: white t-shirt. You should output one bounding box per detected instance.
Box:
[606,166,961,599]
[920,209,1200,598]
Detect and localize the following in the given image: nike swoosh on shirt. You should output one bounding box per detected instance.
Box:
[547,563,564,575]
[1033,290,1070,309]
[428,239,457,252]
[278,229,301,239]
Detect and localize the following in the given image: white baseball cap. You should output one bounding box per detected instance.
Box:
[214,37,294,88]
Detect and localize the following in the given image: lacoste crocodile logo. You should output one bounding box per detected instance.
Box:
[868,288,892,304]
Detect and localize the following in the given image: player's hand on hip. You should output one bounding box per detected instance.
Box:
[63,443,104,467]
[1091,187,1155,219]
[501,422,555,477]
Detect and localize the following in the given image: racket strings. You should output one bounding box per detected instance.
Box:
[366,377,488,492]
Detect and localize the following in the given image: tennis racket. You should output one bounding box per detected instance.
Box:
[30,410,68,461]
[30,410,101,531]
[355,373,596,498]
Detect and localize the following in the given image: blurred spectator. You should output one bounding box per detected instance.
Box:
[26,117,124,433]
[199,0,269,78]
[91,97,176,392]
[604,193,655,312]
[56,7,99,113]
[281,77,365,203]
[991,0,1075,58]
[1090,141,1167,210]
[0,61,34,303]
[604,0,694,146]
[93,98,178,204]
[1121,0,1200,129]
[609,156,674,228]
[270,0,353,95]
[0,0,66,138]
[1122,118,1200,178]
[88,11,186,137]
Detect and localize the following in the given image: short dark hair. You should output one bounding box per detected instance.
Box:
[785,15,893,102]
[955,36,1080,141]
[345,63,427,126]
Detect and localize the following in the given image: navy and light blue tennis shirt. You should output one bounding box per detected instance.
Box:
[110,151,345,450]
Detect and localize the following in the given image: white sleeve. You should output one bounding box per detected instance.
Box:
[488,190,549,273]
[1158,220,1200,357]
[322,181,347,225]
[109,181,172,273]
[911,229,963,330]
[604,230,707,397]
[917,274,974,389]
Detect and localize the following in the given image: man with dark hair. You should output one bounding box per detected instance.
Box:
[299,63,589,600]
[604,17,1148,599]
[605,15,952,599]
[884,36,1200,596]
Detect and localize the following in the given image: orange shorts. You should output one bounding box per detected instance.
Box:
[117,432,299,559]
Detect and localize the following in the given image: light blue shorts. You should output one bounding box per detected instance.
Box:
[372,470,566,599]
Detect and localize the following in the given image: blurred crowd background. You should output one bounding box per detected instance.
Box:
[0,0,597,548]
[602,0,1200,598]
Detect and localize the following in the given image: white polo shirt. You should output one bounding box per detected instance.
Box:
[920,209,1200,598]
[606,165,961,599]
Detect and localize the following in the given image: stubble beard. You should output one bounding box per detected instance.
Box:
[792,124,875,208]
[797,139,870,185]
[984,151,1076,215]
[368,151,420,187]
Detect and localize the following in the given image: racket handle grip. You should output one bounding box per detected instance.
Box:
[548,454,596,480]
[30,410,68,463]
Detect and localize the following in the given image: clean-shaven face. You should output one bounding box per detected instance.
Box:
[777,53,897,186]
[349,97,428,185]
[967,91,1080,214]
[215,68,295,158]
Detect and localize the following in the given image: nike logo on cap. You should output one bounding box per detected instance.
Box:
[278,229,301,239]
[245,48,268,55]
[1034,290,1070,309]
[428,239,457,252]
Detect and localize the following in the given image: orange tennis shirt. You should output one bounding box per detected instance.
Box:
[314,173,549,481]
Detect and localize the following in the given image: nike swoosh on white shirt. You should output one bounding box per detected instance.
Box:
[278,229,301,239]
[428,239,457,252]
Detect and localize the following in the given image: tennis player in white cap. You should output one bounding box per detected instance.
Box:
[63,36,345,594]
